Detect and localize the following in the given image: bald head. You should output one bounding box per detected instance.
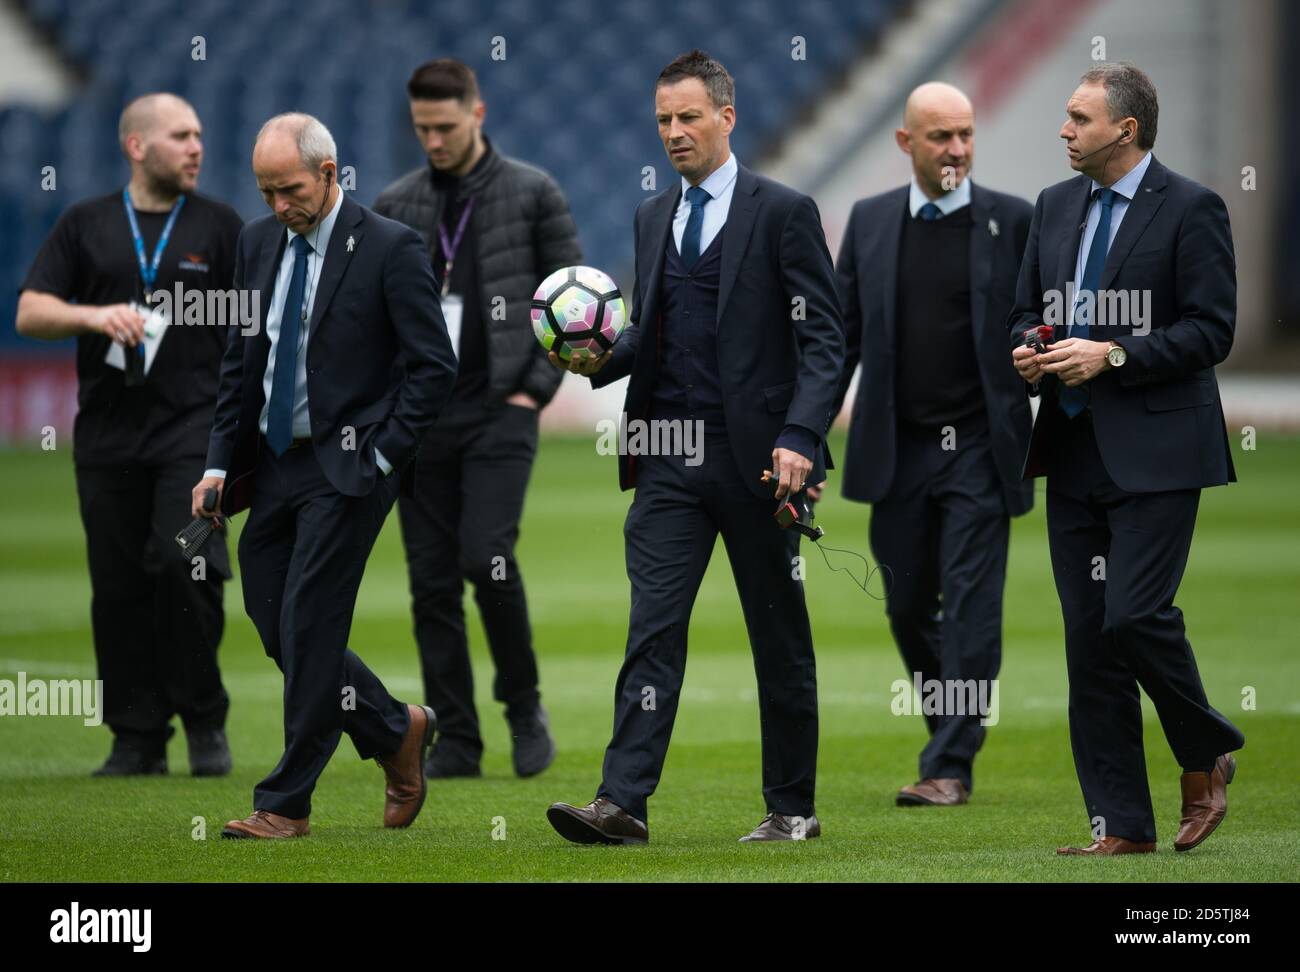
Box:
[896,81,975,199]
[118,93,196,154]
[253,113,339,234]
[118,93,202,201]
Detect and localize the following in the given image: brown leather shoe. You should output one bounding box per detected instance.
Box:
[1056,835,1156,856]
[739,812,821,842]
[546,797,648,845]
[1175,753,1236,852]
[375,704,436,829]
[896,778,969,806]
[221,809,310,839]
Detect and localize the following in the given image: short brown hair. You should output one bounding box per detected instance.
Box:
[1079,62,1158,150]
[407,58,480,104]
[656,49,734,110]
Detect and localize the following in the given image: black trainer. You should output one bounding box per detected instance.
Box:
[92,736,167,777]
[186,726,232,777]
[423,739,482,779]
[507,704,556,778]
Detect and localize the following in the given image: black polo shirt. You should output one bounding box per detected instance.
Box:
[20,189,243,466]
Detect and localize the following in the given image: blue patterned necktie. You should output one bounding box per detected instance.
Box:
[1060,187,1117,418]
[267,234,312,455]
[680,185,710,267]
[918,202,942,221]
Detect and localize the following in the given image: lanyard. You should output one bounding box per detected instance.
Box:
[123,187,185,301]
[437,196,475,298]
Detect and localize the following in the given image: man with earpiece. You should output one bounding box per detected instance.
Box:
[190,112,458,839]
[1009,63,1244,856]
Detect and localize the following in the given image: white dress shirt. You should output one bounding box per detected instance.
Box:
[672,151,739,255]
[204,188,391,478]
[1071,151,1153,324]
[908,173,972,218]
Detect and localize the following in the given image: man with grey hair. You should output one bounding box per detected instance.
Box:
[191,112,458,838]
[17,92,242,778]
[1010,63,1244,855]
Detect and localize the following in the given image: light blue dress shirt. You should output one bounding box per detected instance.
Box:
[672,151,739,254]
[1071,151,1152,325]
[908,173,972,217]
[204,188,391,478]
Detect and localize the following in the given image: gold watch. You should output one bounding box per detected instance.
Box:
[1106,342,1127,369]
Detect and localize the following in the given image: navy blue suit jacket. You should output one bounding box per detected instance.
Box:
[206,194,458,514]
[834,182,1036,516]
[1008,156,1237,493]
[592,164,845,500]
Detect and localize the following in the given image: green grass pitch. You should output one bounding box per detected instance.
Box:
[1,431,1297,882]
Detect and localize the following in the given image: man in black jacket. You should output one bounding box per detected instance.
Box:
[545,51,844,844]
[374,59,582,779]
[1009,64,1244,855]
[834,82,1033,808]
[17,93,240,778]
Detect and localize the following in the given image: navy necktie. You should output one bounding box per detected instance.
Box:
[1060,187,1117,418]
[267,234,312,455]
[918,202,942,221]
[680,185,710,268]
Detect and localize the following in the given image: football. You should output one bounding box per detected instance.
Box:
[530,265,627,361]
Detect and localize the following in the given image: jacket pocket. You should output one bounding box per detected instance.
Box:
[764,380,796,412]
[1143,379,1211,412]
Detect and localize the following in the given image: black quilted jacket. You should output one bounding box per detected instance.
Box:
[373,137,582,406]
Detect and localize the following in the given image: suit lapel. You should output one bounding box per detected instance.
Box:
[306,194,364,338]
[1055,175,1093,296]
[248,221,287,377]
[878,189,906,354]
[637,184,679,345]
[716,165,759,324]
[1099,156,1167,290]
[968,185,994,347]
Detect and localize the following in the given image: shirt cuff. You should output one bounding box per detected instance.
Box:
[203,469,226,479]
[374,446,393,477]
[774,425,818,462]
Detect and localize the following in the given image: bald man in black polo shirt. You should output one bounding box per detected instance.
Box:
[16,93,241,777]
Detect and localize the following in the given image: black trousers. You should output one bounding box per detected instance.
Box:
[596,432,819,823]
[238,441,409,819]
[75,457,230,749]
[868,422,1008,791]
[396,402,540,758]
[1046,413,1244,843]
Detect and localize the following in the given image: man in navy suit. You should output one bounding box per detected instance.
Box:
[1009,64,1244,855]
[545,50,844,844]
[191,113,458,839]
[834,82,1034,808]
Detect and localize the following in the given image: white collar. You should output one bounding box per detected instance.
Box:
[1092,151,1152,202]
[908,174,972,217]
[680,152,739,200]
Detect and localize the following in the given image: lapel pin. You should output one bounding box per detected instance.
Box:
[346,235,355,252]
[988,218,999,237]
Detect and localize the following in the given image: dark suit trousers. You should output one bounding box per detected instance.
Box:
[1046,413,1244,843]
[75,458,230,749]
[868,423,1008,790]
[596,432,819,822]
[396,402,541,758]
[238,441,409,818]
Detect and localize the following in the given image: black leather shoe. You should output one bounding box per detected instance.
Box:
[739,812,821,842]
[507,704,556,778]
[186,726,232,777]
[423,739,482,779]
[547,797,648,845]
[92,736,167,777]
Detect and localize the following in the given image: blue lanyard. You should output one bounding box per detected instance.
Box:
[123,187,185,299]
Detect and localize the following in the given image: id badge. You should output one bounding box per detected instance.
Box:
[440,294,463,359]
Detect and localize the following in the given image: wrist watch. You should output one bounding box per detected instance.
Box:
[1106,341,1128,368]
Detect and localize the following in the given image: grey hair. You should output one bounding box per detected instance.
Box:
[1079,62,1158,150]
[255,112,337,169]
